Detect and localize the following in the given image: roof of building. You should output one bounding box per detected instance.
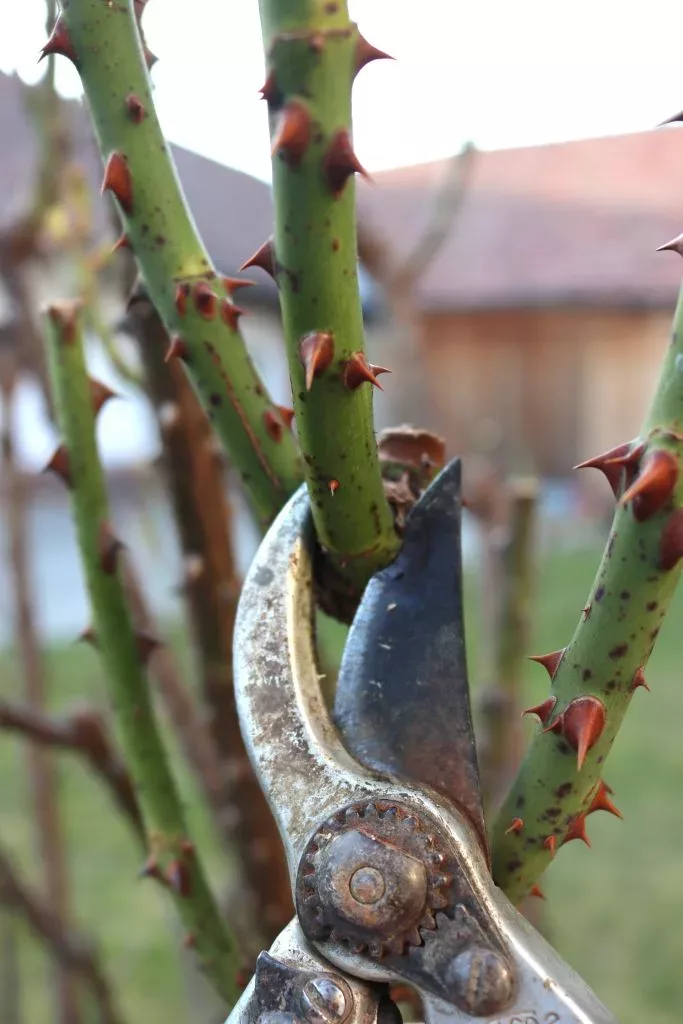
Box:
[356,129,683,310]
[4,70,683,312]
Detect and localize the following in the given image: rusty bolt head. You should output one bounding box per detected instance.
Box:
[349,866,385,905]
[446,946,515,1017]
[300,976,352,1024]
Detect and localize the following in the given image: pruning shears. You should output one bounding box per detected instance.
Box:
[226,459,618,1024]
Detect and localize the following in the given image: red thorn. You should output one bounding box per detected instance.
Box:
[564,812,591,847]
[263,409,284,443]
[588,780,623,819]
[659,508,683,570]
[505,817,524,835]
[552,695,607,771]
[98,522,125,575]
[522,696,557,726]
[329,479,340,496]
[183,931,198,949]
[323,129,370,197]
[136,630,161,665]
[259,69,281,106]
[582,604,592,621]
[240,238,276,279]
[89,377,118,417]
[574,438,644,498]
[125,93,146,123]
[43,445,72,488]
[101,152,134,214]
[47,301,83,344]
[277,405,295,429]
[656,233,683,256]
[343,351,385,390]
[354,32,394,75]
[271,100,312,167]
[543,835,557,858]
[192,281,217,320]
[138,856,162,881]
[630,666,650,693]
[174,282,190,317]
[299,331,335,390]
[166,858,192,897]
[220,298,245,331]
[165,336,189,363]
[77,625,98,648]
[528,648,565,680]
[622,449,678,521]
[529,884,545,900]
[112,233,130,253]
[221,276,256,293]
[39,18,77,64]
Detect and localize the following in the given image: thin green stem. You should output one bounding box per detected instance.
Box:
[257,0,400,587]
[43,301,241,1005]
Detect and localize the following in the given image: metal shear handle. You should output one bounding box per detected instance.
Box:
[230,470,618,1024]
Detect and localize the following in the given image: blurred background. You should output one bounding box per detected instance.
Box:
[2,1,683,1022]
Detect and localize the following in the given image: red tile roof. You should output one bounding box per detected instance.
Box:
[357,129,683,310]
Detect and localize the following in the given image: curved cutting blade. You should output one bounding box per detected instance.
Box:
[334,458,488,860]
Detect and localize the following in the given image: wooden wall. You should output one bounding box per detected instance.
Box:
[419,307,670,476]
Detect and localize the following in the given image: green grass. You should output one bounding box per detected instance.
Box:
[2,542,683,1023]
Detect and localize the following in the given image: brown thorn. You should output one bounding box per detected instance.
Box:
[39,18,77,64]
[220,298,245,331]
[660,508,683,570]
[564,812,591,847]
[77,625,98,648]
[89,377,118,418]
[588,780,623,819]
[505,817,524,835]
[136,630,162,665]
[543,835,557,858]
[521,696,557,726]
[112,233,131,254]
[354,32,394,76]
[630,666,650,693]
[299,331,334,390]
[343,351,384,390]
[43,445,72,488]
[221,276,256,293]
[323,129,370,198]
[277,405,295,429]
[174,282,190,317]
[259,69,281,107]
[621,448,678,521]
[164,336,189,363]
[574,438,643,498]
[125,93,146,124]
[271,99,312,167]
[528,648,565,680]
[166,858,192,897]
[192,281,217,320]
[101,152,134,215]
[138,855,162,881]
[46,301,83,344]
[183,931,198,950]
[656,233,683,256]
[97,522,125,575]
[560,695,606,771]
[263,409,284,443]
[239,238,276,279]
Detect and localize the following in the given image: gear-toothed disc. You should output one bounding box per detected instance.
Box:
[295,800,453,959]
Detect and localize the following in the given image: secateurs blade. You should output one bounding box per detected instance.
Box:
[226,459,618,1024]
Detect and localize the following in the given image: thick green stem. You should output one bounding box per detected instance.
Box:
[257,0,400,587]
[57,0,303,527]
[492,285,683,903]
[43,301,240,1005]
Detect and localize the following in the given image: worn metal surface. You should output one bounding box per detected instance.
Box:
[333,460,488,861]
[230,485,619,1024]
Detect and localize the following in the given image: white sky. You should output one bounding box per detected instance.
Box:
[4,0,683,470]
[4,0,683,182]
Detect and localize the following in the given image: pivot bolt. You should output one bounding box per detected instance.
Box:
[349,866,385,905]
[446,946,515,1016]
[300,976,352,1024]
